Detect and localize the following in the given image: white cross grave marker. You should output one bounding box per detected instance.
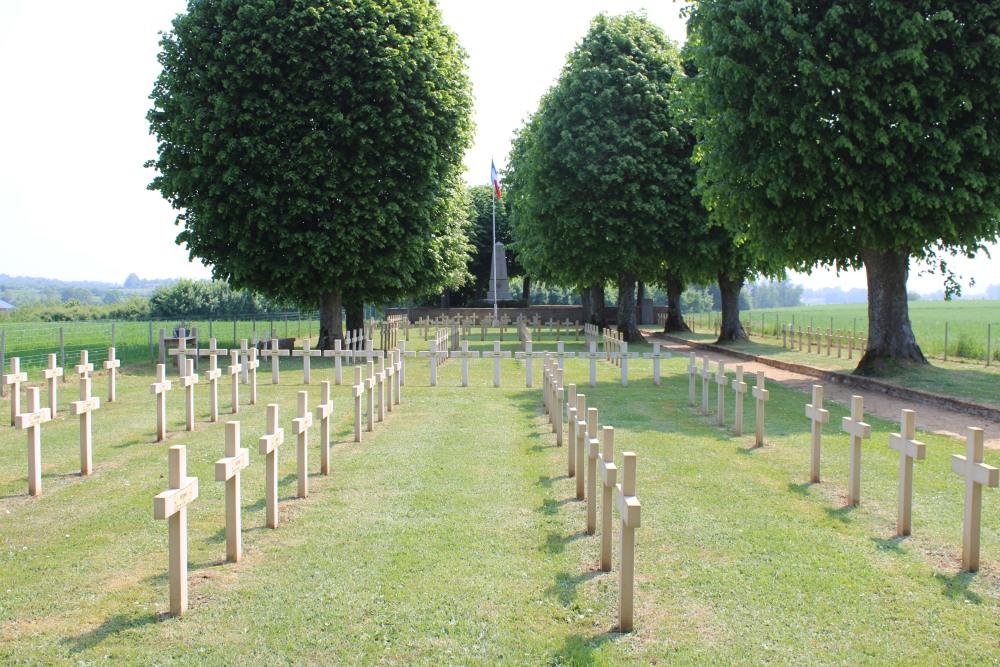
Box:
[268,337,290,385]
[153,445,198,616]
[806,385,830,483]
[732,365,748,436]
[889,409,926,537]
[203,339,224,423]
[365,362,375,432]
[16,387,51,496]
[246,348,260,405]
[642,343,670,386]
[70,376,100,476]
[514,341,542,388]
[315,381,334,475]
[581,342,601,388]
[103,347,121,403]
[150,364,173,442]
[599,426,617,572]
[4,357,28,426]
[215,421,249,563]
[575,393,587,500]
[585,407,599,535]
[293,390,313,498]
[227,350,241,414]
[352,366,363,443]
[258,403,284,529]
[951,427,998,572]
[715,361,728,426]
[616,452,641,633]
[167,330,190,376]
[841,395,872,506]
[75,350,94,381]
[752,371,770,447]
[451,340,480,387]
[292,339,321,384]
[482,341,512,388]
[686,353,698,407]
[700,357,712,415]
[179,359,200,432]
[566,383,578,478]
[42,354,64,417]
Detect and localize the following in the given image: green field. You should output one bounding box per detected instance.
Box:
[687,299,1000,364]
[1,335,997,664]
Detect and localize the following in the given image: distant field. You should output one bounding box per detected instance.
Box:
[687,300,1000,364]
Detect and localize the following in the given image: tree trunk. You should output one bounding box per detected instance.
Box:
[637,281,646,324]
[318,291,343,350]
[716,273,748,342]
[522,275,531,304]
[440,289,451,308]
[345,299,365,337]
[617,273,644,343]
[663,275,691,332]
[855,247,928,375]
[581,283,607,327]
[580,286,592,325]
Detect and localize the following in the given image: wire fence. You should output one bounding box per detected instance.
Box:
[685,311,1000,366]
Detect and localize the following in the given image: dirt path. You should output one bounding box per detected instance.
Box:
[654,337,1000,450]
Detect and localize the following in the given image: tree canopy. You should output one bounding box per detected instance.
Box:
[685,0,1000,370]
[506,12,700,341]
[147,0,474,345]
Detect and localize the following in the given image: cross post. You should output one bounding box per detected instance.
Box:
[316,381,334,475]
[16,387,52,496]
[153,445,198,616]
[888,409,926,537]
[732,365,747,436]
[599,426,617,571]
[752,371,770,447]
[4,357,28,426]
[70,376,101,476]
[951,427,999,571]
[215,421,249,562]
[806,385,830,483]
[616,452,641,633]
[841,395,872,506]
[258,404,284,529]
[150,363,173,442]
[293,390,313,498]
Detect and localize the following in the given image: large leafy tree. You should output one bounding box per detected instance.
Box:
[506,13,699,342]
[147,0,474,347]
[686,0,1000,373]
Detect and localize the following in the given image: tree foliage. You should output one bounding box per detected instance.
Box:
[148,279,279,318]
[506,13,699,341]
[147,0,475,341]
[685,0,1000,368]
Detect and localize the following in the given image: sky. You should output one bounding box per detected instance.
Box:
[0,1,995,295]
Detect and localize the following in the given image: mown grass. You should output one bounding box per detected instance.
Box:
[0,334,997,664]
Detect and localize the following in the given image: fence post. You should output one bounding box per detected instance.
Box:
[944,321,949,362]
[0,329,5,397]
[988,324,992,367]
[60,326,65,372]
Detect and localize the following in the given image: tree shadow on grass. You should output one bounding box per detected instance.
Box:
[824,505,855,524]
[549,629,620,666]
[542,529,588,555]
[787,482,814,496]
[62,613,158,654]
[933,571,983,604]
[545,569,603,607]
[536,496,574,516]
[871,536,907,554]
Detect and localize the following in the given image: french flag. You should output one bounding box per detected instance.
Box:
[491,160,502,199]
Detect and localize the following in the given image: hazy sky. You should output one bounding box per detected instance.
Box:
[0,1,994,294]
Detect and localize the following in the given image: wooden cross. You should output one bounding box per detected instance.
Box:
[316,381,334,475]
[292,339,320,384]
[806,385,830,483]
[752,371,770,447]
[246,348,260,405]
[167,329,190,375]
[365,361,375,432]
[398,341,415,389]
[546,318,556,338]
[70,376,101,476]
[150,363,173,442]
[323,339,349,385]
[238,339,251,384]
[700,357,712,415]
[514,341,542,388]
[258,403,284,529]
[686,353,697,407]
[715,361,728,426]
[554,386,564,447]
[385,351,396,411]
[731,365,748,436]
[450,340,480,387]
[574,320,581,342]
[215,421,249,563]
[888,409,926,537]
[153,445,198,616]
[179,359,200,432]
[16,387,52,496]
[806,326,813,354]
[269,337,290,385]
[642,343,670,386]
[41,353,63,417]
[616,452,641,633]
[797,326,803,351]
[618,342,634,387]
[585,407,599,535]
[293,390,313,498]
[951,427,998,572]
[4,357,28,426]
[580,341,601,388]
[375,356,386,423]
[352,366,363,443]
[227,350,241,414]
[575,393,587,500]
[75,349,94,381]
[203,339,224,423]
[598,426,617,572]
[841,395,872,507]
[103,347,121,403]
[837,330,843,358]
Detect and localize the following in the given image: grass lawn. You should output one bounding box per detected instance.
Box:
[1,336,998,664]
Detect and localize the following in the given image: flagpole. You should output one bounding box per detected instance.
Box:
[492,180,497,323]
